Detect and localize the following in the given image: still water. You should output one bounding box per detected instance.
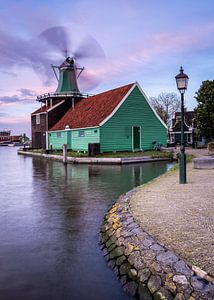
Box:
[0,148,172,300]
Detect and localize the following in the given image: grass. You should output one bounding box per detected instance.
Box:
[169,154,195,172]
[95,150,173,159]
[49,149,173,159]
[55,151,88,157]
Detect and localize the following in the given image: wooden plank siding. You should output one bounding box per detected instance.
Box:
[72,128,100,151]
[48,128,100,151]
[100,86,167,152]
[48,130,70,150]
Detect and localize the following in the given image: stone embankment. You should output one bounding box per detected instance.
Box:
[100,189,214,300]
[18,150,170,165]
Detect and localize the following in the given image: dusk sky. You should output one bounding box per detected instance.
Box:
[0,0,213,136]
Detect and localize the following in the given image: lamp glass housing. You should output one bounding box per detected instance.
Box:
[175,67,189,94]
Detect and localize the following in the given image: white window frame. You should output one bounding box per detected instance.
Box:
[132,126,142,151]
[36,114,40,125]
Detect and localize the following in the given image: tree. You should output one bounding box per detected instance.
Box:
[150,93,180,128]
[194,80,214,141]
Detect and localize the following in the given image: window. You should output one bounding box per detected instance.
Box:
[36,114,40,125]
[57,132,61,138]
[79,130,85,137]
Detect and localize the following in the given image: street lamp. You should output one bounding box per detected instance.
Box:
[175,67,189,184]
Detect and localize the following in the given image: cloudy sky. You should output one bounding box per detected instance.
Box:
[0,0,213,136]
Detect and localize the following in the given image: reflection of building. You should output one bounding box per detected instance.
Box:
[169,111,195,145]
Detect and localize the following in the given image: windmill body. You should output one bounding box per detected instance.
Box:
[55,57,80,93]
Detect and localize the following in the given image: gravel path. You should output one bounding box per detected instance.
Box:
[129,149,214,277]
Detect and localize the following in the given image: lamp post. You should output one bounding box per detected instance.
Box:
[175,67,189,184]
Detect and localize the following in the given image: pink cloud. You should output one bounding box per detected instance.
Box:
[85,22,214,85]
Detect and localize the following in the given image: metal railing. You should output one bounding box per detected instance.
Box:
[37,91,92,101]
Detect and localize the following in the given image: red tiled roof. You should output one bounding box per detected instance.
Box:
[50,83,135,131]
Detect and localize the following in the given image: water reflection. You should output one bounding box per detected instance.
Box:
[0,148,173,300]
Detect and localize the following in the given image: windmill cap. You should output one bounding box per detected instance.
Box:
[60,57,75,68]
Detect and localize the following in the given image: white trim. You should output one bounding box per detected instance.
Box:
[71,126,98,131]
[47,100,65,112]
[172,120,192,130]
[132,125,142,151]
[135,82,167,129]
[31,100,65,116]
[171,131,193,134]
[46,112,48,149]
[46,131,48,150]
[99,82,167,129]
[32,111,46,116]
[132,127,133,151]
[48,126,99,133]
[99,83,137,126]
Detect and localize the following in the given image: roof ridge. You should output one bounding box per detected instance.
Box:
[89,82,135,98]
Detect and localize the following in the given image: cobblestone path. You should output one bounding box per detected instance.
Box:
[129,150,214,277]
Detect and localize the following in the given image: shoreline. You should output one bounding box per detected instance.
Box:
[17,149,171,165]
[100,155,214,299]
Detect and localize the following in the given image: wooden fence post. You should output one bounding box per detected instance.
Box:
[63,144,67,164]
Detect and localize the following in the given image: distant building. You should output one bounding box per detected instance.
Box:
[0,130,22,145]
[0,130,11,143]
[168,111,195,146]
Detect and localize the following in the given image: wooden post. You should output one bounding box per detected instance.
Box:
[63,144,67,164]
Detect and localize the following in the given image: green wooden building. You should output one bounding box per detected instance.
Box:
[48,82,167,152]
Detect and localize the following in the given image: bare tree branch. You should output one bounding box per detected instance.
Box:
[150,92,180,128]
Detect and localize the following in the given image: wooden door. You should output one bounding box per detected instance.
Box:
[133,126,141,150]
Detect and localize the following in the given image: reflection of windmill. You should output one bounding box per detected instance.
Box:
[32,26,105,149]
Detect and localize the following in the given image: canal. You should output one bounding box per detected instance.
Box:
[0,148,172,300]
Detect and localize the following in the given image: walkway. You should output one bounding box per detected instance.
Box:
[129,149,214,277]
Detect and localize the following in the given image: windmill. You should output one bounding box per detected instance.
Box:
[37,26,105,101]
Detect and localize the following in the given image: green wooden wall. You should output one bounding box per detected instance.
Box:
[100,86,167,152]
[72,128,100,151]
[48,128,100,151]
[48,85,166,152]
[48,130,71,150]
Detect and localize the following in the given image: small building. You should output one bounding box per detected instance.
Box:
[168,111,195,146]
[0,130,11,144]
[48,82,167,152]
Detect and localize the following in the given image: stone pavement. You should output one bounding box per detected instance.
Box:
[129,149,214,278]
